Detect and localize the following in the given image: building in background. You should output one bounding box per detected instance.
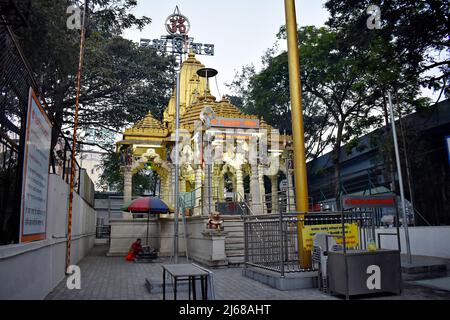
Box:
[307,99,450,225]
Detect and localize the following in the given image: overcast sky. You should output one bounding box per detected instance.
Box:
[122,0,330,98]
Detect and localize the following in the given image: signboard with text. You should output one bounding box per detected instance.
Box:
[20,88,52,243]
[211,118,260,129]
[302,223,359,251]
[342,195,396,209]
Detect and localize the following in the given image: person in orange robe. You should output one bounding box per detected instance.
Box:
[125,238,143,261]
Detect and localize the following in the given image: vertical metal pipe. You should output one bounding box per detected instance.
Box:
[279,199,285,276]
[284,0,310,268]
[66,0,87,272]
[388,92,412,264]
[174,72,180,264]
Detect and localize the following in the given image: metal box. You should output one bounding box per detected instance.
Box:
[327,249,402,298]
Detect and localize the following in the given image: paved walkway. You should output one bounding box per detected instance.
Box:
[46,246,450,300]
[412,277,450,293]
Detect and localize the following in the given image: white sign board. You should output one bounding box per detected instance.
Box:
[20,88,52,243]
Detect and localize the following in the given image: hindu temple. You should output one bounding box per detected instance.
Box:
[108,50,296,265]
[117,52,296,216]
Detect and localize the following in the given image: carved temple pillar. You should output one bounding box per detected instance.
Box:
[171,164,177,207]
[286,168,296,212]
[123,166,132,204]
[213,167,221,206]
[235,165,245,202]
[250,164,262,214]
[259,165,267,213]
[270,175,278,214]
[202,163,213,216]
[194,166,202,216]
[218,173,225,201]
[165,165,173,207]
[161,173,170,205]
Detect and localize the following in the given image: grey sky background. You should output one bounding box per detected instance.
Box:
[123,0,330,98]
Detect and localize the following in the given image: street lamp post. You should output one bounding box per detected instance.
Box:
[388,92,412,264]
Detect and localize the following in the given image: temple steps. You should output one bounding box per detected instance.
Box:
[223,216,245,265]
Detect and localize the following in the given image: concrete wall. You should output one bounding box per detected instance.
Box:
[108,217,186,257]
[185,217,227,266]
[375,226,450,259]
[108,218,160,255]
[0,174,96,300]
[108,216,228,266]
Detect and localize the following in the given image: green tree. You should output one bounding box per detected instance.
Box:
[227,52,332,160]
[98,152,157,195]
[14,0,174,151]
[325,0,449,102]
[231,24,427,206]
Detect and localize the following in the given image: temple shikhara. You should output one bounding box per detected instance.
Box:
[117,52,296,217]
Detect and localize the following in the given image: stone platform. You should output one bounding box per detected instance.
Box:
[242,266,318,290]
[401,254,450,281]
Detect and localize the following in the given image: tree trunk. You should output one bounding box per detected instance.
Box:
[50,81,69,151]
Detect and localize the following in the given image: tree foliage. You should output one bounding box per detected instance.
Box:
[325,0,449,101]
[227,50,331,160]
[98,152,157,195]
[14,0,175,151]
[230,19,431,205]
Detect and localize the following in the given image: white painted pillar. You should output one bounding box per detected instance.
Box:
[271,175,278,214]
[123,166,132,204]
[235,166,245,201]
[218,173,225,201]
[287,168,296,212]
[250,164,262,214]
[194,166,202,216]
[259,165,267,213]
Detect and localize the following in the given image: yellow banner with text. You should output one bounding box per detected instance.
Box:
[302,223,359,251]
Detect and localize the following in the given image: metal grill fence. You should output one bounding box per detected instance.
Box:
[0,25,81,244]
[243,207,376,275]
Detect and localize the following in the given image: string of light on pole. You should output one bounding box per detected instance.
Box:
[198,68,219,216]
[66,0,88,273]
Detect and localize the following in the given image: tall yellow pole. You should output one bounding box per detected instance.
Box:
[284,0,311,268]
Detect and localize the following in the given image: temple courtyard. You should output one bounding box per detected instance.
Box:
[45,245,450,300]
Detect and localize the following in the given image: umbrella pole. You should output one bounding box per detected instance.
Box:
[146,210,150,247]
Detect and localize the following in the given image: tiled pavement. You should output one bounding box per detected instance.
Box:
[45,246,450,300]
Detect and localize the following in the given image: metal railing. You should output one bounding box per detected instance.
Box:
[243,205,376,275]
[95,225,110,239]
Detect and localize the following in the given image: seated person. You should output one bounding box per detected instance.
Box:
[125,238,144,261]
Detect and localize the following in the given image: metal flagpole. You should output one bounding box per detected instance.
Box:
[66,0,88,272]
[284,0,310,268]
[174,69,181,264]
[388,92,412,264]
